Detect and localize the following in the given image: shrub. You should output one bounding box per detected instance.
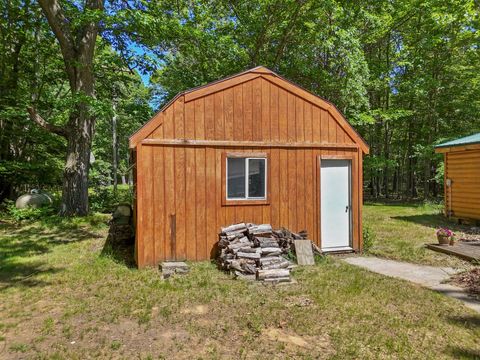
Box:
[89,185,133,213]
[2,199,55,222]
[362,224,376,252]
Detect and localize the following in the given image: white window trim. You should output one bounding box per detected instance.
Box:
[226,157,267,201]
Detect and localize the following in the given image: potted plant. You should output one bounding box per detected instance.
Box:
[436,228,454,245]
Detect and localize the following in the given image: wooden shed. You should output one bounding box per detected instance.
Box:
[129,66,369,268]
[435,133,480,222]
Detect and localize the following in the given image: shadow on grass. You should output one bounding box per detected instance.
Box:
[0,261,61,290]
[446,347,480,359]
[0,219,105,289]
[391,214,458,229]
[100,235,136,268]
[447,315,480,329]
[444,315,480,358]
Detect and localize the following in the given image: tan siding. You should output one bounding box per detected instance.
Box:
[445,150,480,220]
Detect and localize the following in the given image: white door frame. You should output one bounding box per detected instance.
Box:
[319,156,354,252]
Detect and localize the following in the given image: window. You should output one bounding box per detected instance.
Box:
[227,157,267,200]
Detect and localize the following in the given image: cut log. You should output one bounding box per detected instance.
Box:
[256,269,290,280]
[237,252,261,260]
[238,247,261,253]
[221,223,247,233]
[261,248,283,256]
[263,276,291,283]
[262,260,291,270]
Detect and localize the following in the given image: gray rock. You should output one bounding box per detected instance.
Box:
[15,192,52,209]
[161,262,189,278]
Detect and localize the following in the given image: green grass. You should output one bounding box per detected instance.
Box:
[364,201,473,268]
[0,205,479,359]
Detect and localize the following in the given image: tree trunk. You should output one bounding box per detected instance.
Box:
[112,99,118,194]
[32,0,103,216]
[60,112,93,216]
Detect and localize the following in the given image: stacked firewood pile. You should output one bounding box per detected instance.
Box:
[107,204,134,246]
[217,222,311,283]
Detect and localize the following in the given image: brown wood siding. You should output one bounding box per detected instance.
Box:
[134,73,365,267]
[445,150,480,220]
[136,146,361,265]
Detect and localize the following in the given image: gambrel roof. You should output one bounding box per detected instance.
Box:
[129,66,369,154]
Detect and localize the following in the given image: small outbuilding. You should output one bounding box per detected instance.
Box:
[435,133,480,222]
[129,66,369,268]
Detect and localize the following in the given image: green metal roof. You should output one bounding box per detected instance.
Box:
[435,132,480,148]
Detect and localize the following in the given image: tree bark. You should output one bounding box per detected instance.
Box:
[112,98,118,194]
[31,0,103,216]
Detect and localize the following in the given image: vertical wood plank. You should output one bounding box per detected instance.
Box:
[328,113,336,143]
[153,146,165,263]
[174,146,186,260]
[185,147,196,260]
[288,150,296,230]
[214,92,225,140]
[206,147,216,258]
[287,93,296,142]
[270,148,280,228]
[312,149,318,246]
[164,145,175,260]
[224,88,234,140]
[312,107,321,143]
[174,99,186,260]
[351,152,359,249]
[195,148,206,259]
[184,101,195,260]
[194,98,205,140]
[304,103,312,143]
[295,97,304,142]
[243,81,253,141]
[135,144,145,267]
[204,94,215,140]
[316,152,321,247]
[143,145,154,266]
[270,83,279,141]
[261,79,271,141]
[253,78,263,141]
[163,106,175,260]
[215,148,225,233]
[320,110,329,143]
[278,88,288,142]
[279,148,289,227]
[234,85,243,141]
[296,149,305,231]
[184,101,195,138]
[358,151,363,250]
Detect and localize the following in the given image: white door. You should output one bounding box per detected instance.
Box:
[320,159,352,251]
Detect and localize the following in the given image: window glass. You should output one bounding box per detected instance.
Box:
[227,158,246,198]
[248,159,266,198]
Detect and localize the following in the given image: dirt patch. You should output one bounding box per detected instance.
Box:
[285,296,313,307]
[450,267,480,300]
[262,327,335,357]
[180,304,209,315]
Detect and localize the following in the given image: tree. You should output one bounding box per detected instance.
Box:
[27,0,103,216]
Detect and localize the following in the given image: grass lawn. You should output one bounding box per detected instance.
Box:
[0,204,479,359]
[364,201,475,268]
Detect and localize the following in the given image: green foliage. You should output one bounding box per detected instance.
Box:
[89,185,133,213]
[2,200,55,222]
[284,249,297,263]
[362,224,376,252]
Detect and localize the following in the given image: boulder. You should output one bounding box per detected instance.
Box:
[15,192,52,209]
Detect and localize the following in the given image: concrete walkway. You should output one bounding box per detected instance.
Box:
[344,257,480,313]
